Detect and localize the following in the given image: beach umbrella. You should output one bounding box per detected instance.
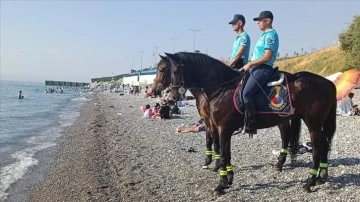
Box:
[334,69,360,101]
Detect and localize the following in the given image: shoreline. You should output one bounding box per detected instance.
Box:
[14,90,360,201]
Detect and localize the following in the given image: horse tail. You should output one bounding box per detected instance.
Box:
[323,101,337,148]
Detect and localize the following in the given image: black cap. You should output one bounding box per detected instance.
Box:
[229,14,245,24]
[253,11,273,21]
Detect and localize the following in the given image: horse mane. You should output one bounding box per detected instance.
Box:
[175,52,241,88]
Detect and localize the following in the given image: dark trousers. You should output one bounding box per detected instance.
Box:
[242,65,273,104]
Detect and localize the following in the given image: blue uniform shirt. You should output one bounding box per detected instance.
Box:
[231,32,251,64]
[251,29,279,67]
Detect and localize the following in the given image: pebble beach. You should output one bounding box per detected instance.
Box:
[21,89,360,201]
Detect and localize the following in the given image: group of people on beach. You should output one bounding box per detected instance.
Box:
[141,99,182,120]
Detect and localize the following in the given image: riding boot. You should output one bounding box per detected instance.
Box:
[244,102,257,134]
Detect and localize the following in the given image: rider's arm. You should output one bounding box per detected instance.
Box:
[247,49,273,67]
[247,31,277,68]
[228,46,246,67]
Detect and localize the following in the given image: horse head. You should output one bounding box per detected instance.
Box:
[165,52,242,101]
[151,55,172,97]
[165,52,186,101]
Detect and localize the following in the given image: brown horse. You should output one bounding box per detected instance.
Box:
[151,56,302,180]
[164,52,336,194]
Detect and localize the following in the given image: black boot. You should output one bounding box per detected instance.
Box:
[244,102,257,134]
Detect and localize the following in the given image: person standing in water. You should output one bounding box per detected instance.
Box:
[18,90,24,99]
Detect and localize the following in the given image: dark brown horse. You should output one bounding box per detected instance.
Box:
[164,52,336,194]
[151,56,302,179]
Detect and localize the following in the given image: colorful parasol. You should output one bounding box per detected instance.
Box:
[334,69,360,101]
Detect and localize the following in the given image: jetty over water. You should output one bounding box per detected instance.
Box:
[45,80,89,87]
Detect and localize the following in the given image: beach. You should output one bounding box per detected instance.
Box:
[24,89,360,202]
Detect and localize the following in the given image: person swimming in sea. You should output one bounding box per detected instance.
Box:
[18,90,24,99]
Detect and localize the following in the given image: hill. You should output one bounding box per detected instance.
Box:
[274,45,348,76]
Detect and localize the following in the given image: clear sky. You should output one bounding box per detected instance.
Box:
[1,0,359,82]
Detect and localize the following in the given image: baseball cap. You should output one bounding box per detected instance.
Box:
[253,11,274,21]
[229,14,246,24]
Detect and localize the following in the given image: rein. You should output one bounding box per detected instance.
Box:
[170,63,242,90]
[188,76,241,90]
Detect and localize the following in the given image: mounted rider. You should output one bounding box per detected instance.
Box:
[227,14,251,70]
[240,11,279,134]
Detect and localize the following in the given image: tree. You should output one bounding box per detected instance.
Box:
[339,15,360,69]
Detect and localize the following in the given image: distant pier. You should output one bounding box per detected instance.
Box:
[45,80,89,87]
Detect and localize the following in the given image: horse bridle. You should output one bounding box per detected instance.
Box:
[169,63,187,96]
[152,64,170,92]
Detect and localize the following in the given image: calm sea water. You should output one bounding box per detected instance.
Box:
[0,80,91,200]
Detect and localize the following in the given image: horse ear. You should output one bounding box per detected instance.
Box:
[159,54,166,60]
[165,52,180,61]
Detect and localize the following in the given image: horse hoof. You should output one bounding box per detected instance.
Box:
[302,184,313,193]
[213,186,226,196]
[227,173,234,186]
[316,177,326,185]
[273,164,283,172]
[204,156,212,166]
[213,167,220,172]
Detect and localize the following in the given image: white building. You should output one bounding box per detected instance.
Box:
[122,69,157,86]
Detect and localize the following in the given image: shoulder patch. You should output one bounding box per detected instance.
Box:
[267,38,275,45]
[241,38,247,44]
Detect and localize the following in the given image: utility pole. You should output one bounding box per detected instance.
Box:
[189,28,201,51]
[153,46,160,67]
[170,38,178,53]
[132,55,136,69]
[138,51,144,71]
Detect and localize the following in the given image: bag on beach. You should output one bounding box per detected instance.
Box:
[159,105,171,119]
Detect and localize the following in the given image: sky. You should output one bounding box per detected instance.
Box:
[1,0,359,82]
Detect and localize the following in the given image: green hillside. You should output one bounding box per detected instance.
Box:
[274,45,349,76]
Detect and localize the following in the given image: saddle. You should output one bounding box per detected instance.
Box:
[233,67,294,115]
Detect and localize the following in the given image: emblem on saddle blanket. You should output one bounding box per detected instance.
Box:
[233,78,293,115]
[269,86,286,111]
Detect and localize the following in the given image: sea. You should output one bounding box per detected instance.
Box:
[0,80,91,201]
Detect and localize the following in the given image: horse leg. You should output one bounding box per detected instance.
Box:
[203,130,213,169]
[213,133,221,172]
[274,122,291,171]
[303,129,322,192]
[317,104,336,185]
[316,132,329,185]
[289,118,301,162]
[225,140,234,185]
[214,131,230,195]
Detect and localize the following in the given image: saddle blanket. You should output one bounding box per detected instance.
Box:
[233,76,294,115]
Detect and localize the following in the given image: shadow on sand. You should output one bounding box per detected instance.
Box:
[232,157,360,191]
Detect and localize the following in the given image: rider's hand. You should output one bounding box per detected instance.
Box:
[242,63,252,72]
